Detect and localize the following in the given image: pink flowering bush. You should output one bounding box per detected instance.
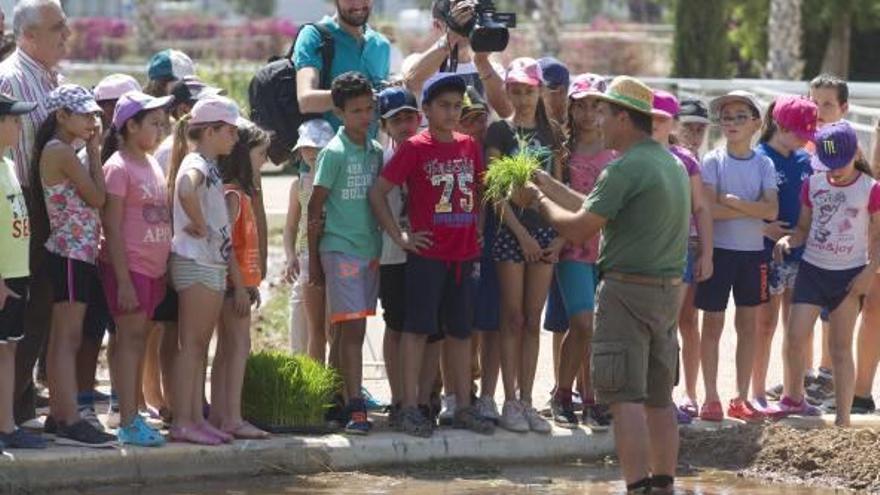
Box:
[67,17,130,61]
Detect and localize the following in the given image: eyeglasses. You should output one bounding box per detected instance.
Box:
[719,114,755,126]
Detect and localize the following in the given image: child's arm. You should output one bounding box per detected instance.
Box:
[225,191,249,316]
[102,194,138,312]
[0,274,22,311]
[690,174,714,282]
[176,169,208,238]
[702,183,748,220]
[251,160,268,281]
[719,188,779,221]
[473,52,513,119]
[851,211,880,296]
[283,177,302,282]
[306,186,329,286]
[368,177,431,252]
[49,145,106,208]
[774,205,811,261]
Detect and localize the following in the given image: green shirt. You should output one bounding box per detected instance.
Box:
[584,139,689,278]
[313,127,382,259]
[0,156,29,278]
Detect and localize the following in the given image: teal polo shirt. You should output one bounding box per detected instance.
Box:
[293,16,390,132]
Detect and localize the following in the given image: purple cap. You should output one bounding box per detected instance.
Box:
[812,121,859,170]
[112,91,173,130]
[651,90,680,119]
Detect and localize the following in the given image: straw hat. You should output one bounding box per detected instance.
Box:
[589,76,654,115]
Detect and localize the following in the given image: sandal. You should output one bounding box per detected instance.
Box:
[223,421,270,440]
[169,425,221,446]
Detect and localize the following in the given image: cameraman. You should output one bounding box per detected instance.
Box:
[403,0,512,118]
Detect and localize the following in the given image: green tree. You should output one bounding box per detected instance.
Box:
[672,0,729,77]
[231,0,275,17]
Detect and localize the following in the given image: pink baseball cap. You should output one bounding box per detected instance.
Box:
[567,73,607,100]
[94,74,142,102]
[772,95,818,142]
[112,91,173,130]
[190,95,240,126]
[505,57,541,86]
[651,90,680,119]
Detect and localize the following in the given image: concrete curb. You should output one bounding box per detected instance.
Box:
[0,427,616,491]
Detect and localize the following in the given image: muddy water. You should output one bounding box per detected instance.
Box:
[76,462,840,495]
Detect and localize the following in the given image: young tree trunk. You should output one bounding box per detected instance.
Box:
[765,0,804,79]
[819,5,852,77]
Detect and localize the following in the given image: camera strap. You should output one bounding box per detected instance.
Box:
[441,45,460,74]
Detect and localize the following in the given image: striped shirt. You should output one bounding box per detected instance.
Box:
[0,49,62,185]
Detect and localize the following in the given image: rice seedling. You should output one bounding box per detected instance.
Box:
[482,134,548,205]
[242,351,341,430]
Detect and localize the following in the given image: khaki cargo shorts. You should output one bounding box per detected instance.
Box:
[590,278,682,408]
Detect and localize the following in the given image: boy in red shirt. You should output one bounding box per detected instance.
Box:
[369,73,495,437]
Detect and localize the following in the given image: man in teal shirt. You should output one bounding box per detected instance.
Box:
[512,76,689,494]
[294,0,390,132]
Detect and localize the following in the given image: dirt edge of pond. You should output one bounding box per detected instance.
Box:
[680,423,880,492]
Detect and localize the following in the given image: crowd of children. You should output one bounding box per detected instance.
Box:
[1,42,880,453]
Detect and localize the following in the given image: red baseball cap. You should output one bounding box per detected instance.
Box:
[772,95,818,142]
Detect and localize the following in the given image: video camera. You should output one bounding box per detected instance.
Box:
[439,0,517,53]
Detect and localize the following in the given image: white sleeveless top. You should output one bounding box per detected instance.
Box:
[171,153,230,267]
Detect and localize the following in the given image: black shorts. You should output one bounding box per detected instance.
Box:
[0,277,29,343]
[793,261,864,313]
[403,254,475,340]
[46,252,102,305]
[152,284,179,322]
[83,287,114,339]
[695,248,769,312]
[380,263,406,331]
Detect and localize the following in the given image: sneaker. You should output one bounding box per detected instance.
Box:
[344,399,370,435]
[500,400,529,433]
[767,396,823,420]
[452,405,494,435]
[765,384,784,401]
[805,369,834,406]
[727,398,766,422]
[438,394,456,426]
[583,404,611,431]
[523,404,552,434]
[79,406,106,432]
[117,416,166,447]
[474,396,500,424]
[751,396,773,414]
[43,415,58,435]
[550,391,578,429]
[0,428,48,449]
[20,417,44,431]
[386,403,402,430]
[851,395,876,415]
[56,419,117,448]
[699,400,724,422]
[360,386,384,411]
[678,399,699,418]
[400,406,433,438]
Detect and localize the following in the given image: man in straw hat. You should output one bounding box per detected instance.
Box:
[512,76,690,494]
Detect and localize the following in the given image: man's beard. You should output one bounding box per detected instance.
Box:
[338,4,370,27]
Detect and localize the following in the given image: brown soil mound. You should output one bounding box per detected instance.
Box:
[681,423,880,492]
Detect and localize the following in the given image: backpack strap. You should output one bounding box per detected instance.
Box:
[286,22,336,90]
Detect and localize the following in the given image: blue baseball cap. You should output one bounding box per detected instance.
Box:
[813,121,859,171]
[378,87,419,119]
[421,73,467,106]
[147,49,195,81]
[538,57,570,89]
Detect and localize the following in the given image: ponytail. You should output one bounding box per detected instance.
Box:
[535,97,565,181]
[101,125,120,164]
[855,155,873,178]
[167,113,192,208]
[759,101,778,143]
[27,113,59,257]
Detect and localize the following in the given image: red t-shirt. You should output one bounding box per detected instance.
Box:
[382,130,484,261]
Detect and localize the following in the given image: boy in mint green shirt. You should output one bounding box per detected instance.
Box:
[307,71,382,435]
[0,93,46,449]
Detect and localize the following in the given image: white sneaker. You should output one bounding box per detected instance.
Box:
[523,404,552,434]
[475,396,500,423]
[438,394,456,426]
[500,400,529,433]
[79,406,106,432]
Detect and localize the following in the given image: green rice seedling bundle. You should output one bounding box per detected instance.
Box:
[482,135,547,204]
[242,351,340,430]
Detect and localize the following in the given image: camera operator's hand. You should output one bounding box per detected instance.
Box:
[450,0,477,27]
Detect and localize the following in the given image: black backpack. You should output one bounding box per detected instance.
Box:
[248,23,335,164]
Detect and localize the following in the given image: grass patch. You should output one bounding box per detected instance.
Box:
[242,351,340,429]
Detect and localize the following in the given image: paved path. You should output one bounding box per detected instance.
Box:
[261,174,880,409]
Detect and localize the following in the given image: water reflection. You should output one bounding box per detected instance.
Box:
[76,462,837,495]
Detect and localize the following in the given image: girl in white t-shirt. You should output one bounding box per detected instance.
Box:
[773,122,880,426]
[166,96,240,445]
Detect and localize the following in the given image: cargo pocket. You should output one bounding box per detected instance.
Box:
[591,341,628,393]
